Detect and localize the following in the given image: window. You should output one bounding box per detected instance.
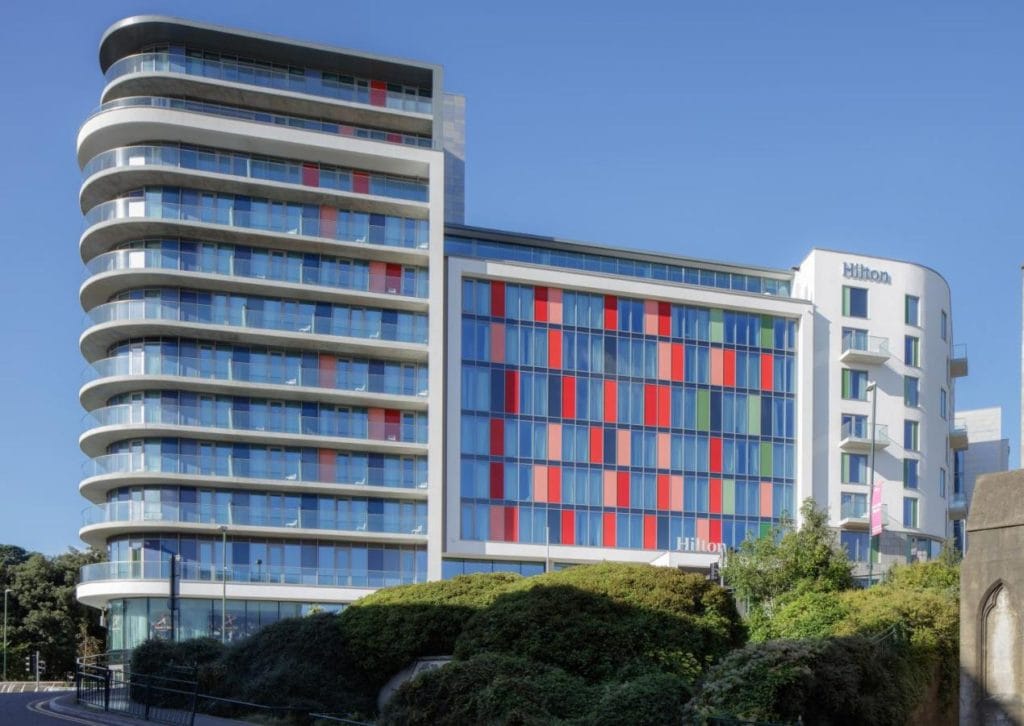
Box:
[841,531,870,562]
[903,458,919,489]
[903,420,919,451]
[842,452,868,484]
[903,497,919,528]
[904,376,919,407]
[842,369,869,400]
[842,327,867,352]
[905,295,919,326]
[841,492,867,518]
[904,336,919,367]
[842,286,868,318]
[940,311,948,341]
[940,389,948,419]
[842,413,867,439]
[939,468,947,498]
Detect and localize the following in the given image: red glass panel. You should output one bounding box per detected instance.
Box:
[489,462,504,499]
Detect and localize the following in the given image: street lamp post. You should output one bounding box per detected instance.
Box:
[866,381,878,586]
[219,525,228,644]
[3,588,11,681]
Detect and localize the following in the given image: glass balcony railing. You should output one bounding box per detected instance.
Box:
[840,421,889,445]
[86,248,429,299]
[87,352,428,398]
[80,560,422,588]
[83,196,430,251]
[85,403,428,444]
[83,145,428,203]
[106,52,433,115]
[85,299,429,345]
[88,97,433,149]
[83,452,428,491]
[840,502,868,519]
[841,333,889,356]
[83,502,427,535]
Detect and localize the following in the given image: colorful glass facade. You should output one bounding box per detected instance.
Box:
[458,278,797,553]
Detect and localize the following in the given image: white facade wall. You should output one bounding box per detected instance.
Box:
[792,249,957,569]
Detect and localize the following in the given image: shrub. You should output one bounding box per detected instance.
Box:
[217,613,359,716]
[685,637,917,725]
[454,565,743,682]
[588,670,692,725]
[759,589,850,641]
[378,652,594,725]
[340,572,521,692]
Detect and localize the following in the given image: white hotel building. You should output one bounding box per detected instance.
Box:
[74,16,967,652]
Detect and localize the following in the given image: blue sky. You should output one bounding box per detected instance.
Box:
[0,0,1020,555]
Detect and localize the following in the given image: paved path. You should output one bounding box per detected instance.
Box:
[0,682,74,694]
[0,691,108,724]
[0,691,258,725]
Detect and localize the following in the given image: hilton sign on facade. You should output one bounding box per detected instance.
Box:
[843,262,891,284]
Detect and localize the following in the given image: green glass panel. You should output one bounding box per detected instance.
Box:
[710,309,723,343]
[760,315,773,348]
[759,522,772,539]
[697,389,710,431]
[747,395,761,435]
[722,480,735,515]
[760,442,772,476]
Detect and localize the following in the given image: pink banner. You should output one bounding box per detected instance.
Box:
[870,479,883,536]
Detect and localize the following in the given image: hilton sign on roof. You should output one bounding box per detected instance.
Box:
[843,262,891,284]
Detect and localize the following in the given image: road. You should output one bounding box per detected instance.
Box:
[0,692,108,725]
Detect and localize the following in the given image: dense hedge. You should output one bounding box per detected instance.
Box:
[378,653,593,725]
[685,636,919,725]
[341,571,520,693]
[454,564,743,682]
[128,564,739,722]
[126,559,957,723]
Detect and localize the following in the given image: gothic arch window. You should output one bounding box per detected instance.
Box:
[981,582,1017,702]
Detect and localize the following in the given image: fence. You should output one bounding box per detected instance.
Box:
[76,660,198,726]
[75,658,374,726]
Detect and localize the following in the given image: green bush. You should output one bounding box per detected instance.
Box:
[217,613,359,716]
[759,589,850,641]
[130,637,226,694]
[685,637,917,725]
[129,564,742,720]
[341,572,520,692]
[588,670,692,725]
[379,652,594,725]
[454,565,743,683]
[693,558,961,723]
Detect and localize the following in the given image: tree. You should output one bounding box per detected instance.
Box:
[722,498,853,622]
[4,545,106,679]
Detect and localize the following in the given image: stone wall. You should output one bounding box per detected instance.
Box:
[960,469,1024,725]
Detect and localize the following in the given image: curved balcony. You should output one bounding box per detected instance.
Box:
[81,247,428,312]
[82,351,427,411]
[86,96,431,151]
[80,451,428,501]
[82,145,428,212]
[81,403,427,458]
[83,194,428,254]
[82,501,426,538]
[102,54,433,136]
[81,299,428,363]
[106,53,432,114]
[80,560,421,589]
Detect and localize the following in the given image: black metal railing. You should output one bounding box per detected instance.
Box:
[75,657,374,725]
[76,660,198,726]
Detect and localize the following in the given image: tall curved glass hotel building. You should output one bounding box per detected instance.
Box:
[76,17,969,651]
